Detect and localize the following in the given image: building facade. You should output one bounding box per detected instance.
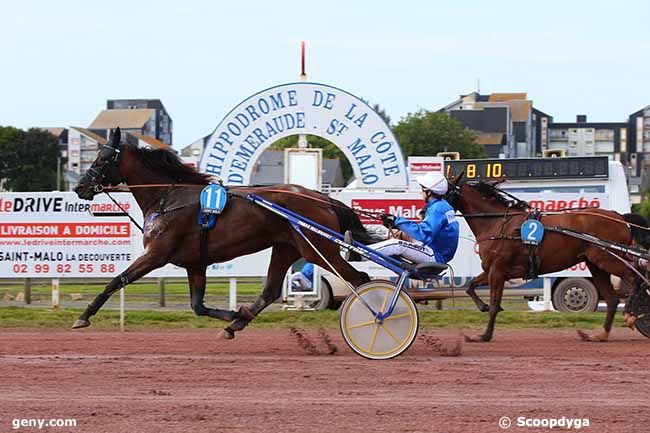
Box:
[440,92,549,158]
[89,99,172,146]
[66,127,107,175]
[545,115,628,161]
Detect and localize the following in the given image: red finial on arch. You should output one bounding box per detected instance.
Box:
[300,41,306,80]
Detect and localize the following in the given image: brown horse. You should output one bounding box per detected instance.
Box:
[445,176,648,343]
[72,128,370,337]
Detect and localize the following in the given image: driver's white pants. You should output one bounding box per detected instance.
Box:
[369,239,437,264]
[290,272,312,291]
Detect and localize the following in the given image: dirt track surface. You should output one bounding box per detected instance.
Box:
[0,328,649,433]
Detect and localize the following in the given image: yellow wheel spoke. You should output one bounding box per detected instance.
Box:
[379,289,390,313]
[381,323,402,344]
[383,312,410,322]
[368,324,380,352]
[348,319,376,329]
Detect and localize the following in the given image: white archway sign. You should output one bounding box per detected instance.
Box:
[199,82,408,189]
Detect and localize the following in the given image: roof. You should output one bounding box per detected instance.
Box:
[476,132,504,145]
[532,107,553,118]
[38,127,65,138]
[129,132,170,149]
[509,100,533,122]
[629,105,650,118]
[89,109,155,129]
[488,93,527,102]
[70,127,107,145]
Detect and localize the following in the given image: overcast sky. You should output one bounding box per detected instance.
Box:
[1,0,648,149]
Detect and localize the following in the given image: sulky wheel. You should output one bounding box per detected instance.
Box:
[633,304,650,339]
[627,285,650,339]
[340,280,418,360]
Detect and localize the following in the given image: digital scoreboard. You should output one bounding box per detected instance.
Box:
[444,156,609,181]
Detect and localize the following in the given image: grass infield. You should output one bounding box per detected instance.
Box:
[0,306,627,330]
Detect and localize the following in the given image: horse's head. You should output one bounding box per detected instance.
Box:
[444,173,517,214]
[75,127,125,200]
[444,171,464,211]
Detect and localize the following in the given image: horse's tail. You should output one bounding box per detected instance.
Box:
[623,213,650,249]
[329,197,373,245]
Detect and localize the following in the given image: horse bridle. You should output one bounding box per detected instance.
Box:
[443,179,462,210]
[82,144,124,193]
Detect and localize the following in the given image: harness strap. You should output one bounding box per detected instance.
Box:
[199,226,209,269]
[525,210,543,279]
[546,226,650,259]
[104,191,144,233]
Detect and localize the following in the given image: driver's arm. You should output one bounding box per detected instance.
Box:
[393,203,444,244]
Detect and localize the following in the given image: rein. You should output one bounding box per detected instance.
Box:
[105,183,386,221]
[102,182,650,232]
[103,191,144,233]
[102,184,203,233]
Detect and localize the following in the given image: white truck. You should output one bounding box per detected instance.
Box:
[313,156,631,312]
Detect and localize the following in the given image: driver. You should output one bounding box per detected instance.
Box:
[369,171,460,265]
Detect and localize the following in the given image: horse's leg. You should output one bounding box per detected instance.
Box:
[466,272,489,312]
[623,281,640,330]
[466,266,506,342]
[577,263,618,342]
[297,235,370,287]
[72,251,166,328]
[187,267,237,322]
[222,243,301,339]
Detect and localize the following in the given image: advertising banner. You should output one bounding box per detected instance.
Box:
[0,192,270,278]
[333,190,609,278]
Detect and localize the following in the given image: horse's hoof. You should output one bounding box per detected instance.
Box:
[623,313,637,330]
[72,319,90,329]
[464,334,490,343]
[221,328,235,340]
[479,305,489,313]
[576,330,608,342]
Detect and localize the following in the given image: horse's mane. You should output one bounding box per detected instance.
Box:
[132,145,211,185]
[469,181,530,210]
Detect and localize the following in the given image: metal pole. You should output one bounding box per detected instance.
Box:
[56,156,61,191]
[298,41,308,149]
[158,278,165,307]
[24,278,31,305]
[543,277,553,311]
[51,279,60,309]
[120,288,125,332]
[229,278,237,311]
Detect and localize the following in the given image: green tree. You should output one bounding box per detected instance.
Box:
[270,135,353,181]
[372,103,391,126]
[633,186,650,220]
[0,126,24,184]
[0,127,60,191]
[393,110,485,159]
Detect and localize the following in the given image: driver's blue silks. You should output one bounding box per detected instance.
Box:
[393,198,460,263]
[301,262,314,281]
